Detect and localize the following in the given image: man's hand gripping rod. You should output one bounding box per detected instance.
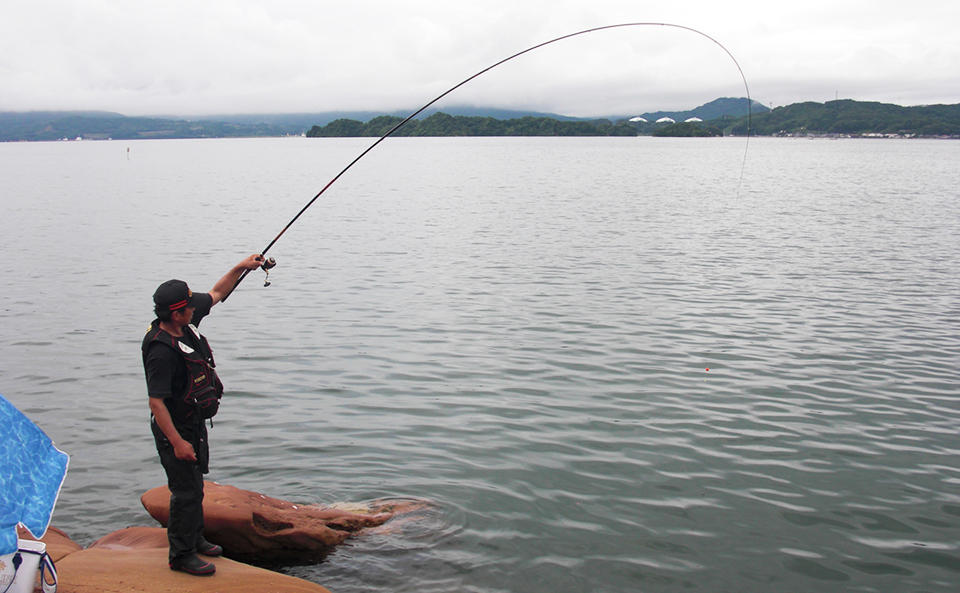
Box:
[222,256,276,302]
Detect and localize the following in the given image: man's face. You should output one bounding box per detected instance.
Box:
[172,306,196,327]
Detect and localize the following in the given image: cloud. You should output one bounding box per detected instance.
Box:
[1,0,958,116]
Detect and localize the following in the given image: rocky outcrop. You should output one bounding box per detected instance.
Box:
[64,527,333,592]
[140,481,396,555]
[13,483,427,592]
[17,525,82,562]
[19,525,333,593]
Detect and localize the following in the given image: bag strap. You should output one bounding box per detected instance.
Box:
[40,552,57,593]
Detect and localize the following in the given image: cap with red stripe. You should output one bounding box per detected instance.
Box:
[153,279,200,313]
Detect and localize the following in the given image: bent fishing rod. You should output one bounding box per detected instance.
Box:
[223,22,751,301]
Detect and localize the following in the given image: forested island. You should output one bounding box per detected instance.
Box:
[307,100,960,139]
[730,100,960,137]
[305,97,751,138]
[306,112,639,137]
[2,99,959,141]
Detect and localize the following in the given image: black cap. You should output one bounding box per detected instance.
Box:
[153,279,200,312]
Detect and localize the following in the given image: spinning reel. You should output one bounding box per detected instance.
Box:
[261,257,277,287]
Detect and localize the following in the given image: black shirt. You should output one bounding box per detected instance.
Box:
[144,293,214,406]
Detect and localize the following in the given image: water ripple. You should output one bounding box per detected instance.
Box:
[1,137,958,592]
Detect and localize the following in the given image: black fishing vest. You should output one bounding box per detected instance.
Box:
[142,322,224,421]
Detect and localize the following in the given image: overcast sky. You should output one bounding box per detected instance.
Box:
[2,0,958,118]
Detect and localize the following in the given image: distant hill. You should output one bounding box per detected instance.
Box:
[203,107,590,132]
[306,97,764,138]
[3,99,959,141]
[306,112,636,138]
[0,111,123,141]
[0,107,599,141]
[0,111,286,141]
[726,100,960,137]
[637,97,768,123]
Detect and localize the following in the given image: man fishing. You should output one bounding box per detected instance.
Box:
[142,254,265,576]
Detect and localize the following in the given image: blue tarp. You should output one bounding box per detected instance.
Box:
[0,394,69,555]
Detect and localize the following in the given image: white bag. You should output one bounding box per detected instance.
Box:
[0,539,57,593]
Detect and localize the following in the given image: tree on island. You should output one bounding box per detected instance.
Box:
[652,122,723,137]
[306,112,637,137]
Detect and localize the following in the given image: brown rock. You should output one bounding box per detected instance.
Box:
[88,526,169,550]
[16,525,83,562]
[141,482,393,555]
[17,527,333,592]
[56,527,332,593]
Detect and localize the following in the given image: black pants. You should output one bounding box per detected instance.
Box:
[153,417,209,563]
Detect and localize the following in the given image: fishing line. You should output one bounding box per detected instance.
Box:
[224,22,751,300]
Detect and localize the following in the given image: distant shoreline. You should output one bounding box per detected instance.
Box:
[2,99,958,141]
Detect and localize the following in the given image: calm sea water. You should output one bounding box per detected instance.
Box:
[1,136,958,593]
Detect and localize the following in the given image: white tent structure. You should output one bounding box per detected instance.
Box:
[629,116,647,122]
[655,117,675,124]
[685,117,703,122]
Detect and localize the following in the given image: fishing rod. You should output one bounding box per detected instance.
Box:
[223,22,751,301]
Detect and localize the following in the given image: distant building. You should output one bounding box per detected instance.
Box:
[655,117,675,124]
[629,116,648,122]
[685,117,703,123]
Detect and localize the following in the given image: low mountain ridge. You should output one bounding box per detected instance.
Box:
[637,97,767,122]
[3,99,959,140]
